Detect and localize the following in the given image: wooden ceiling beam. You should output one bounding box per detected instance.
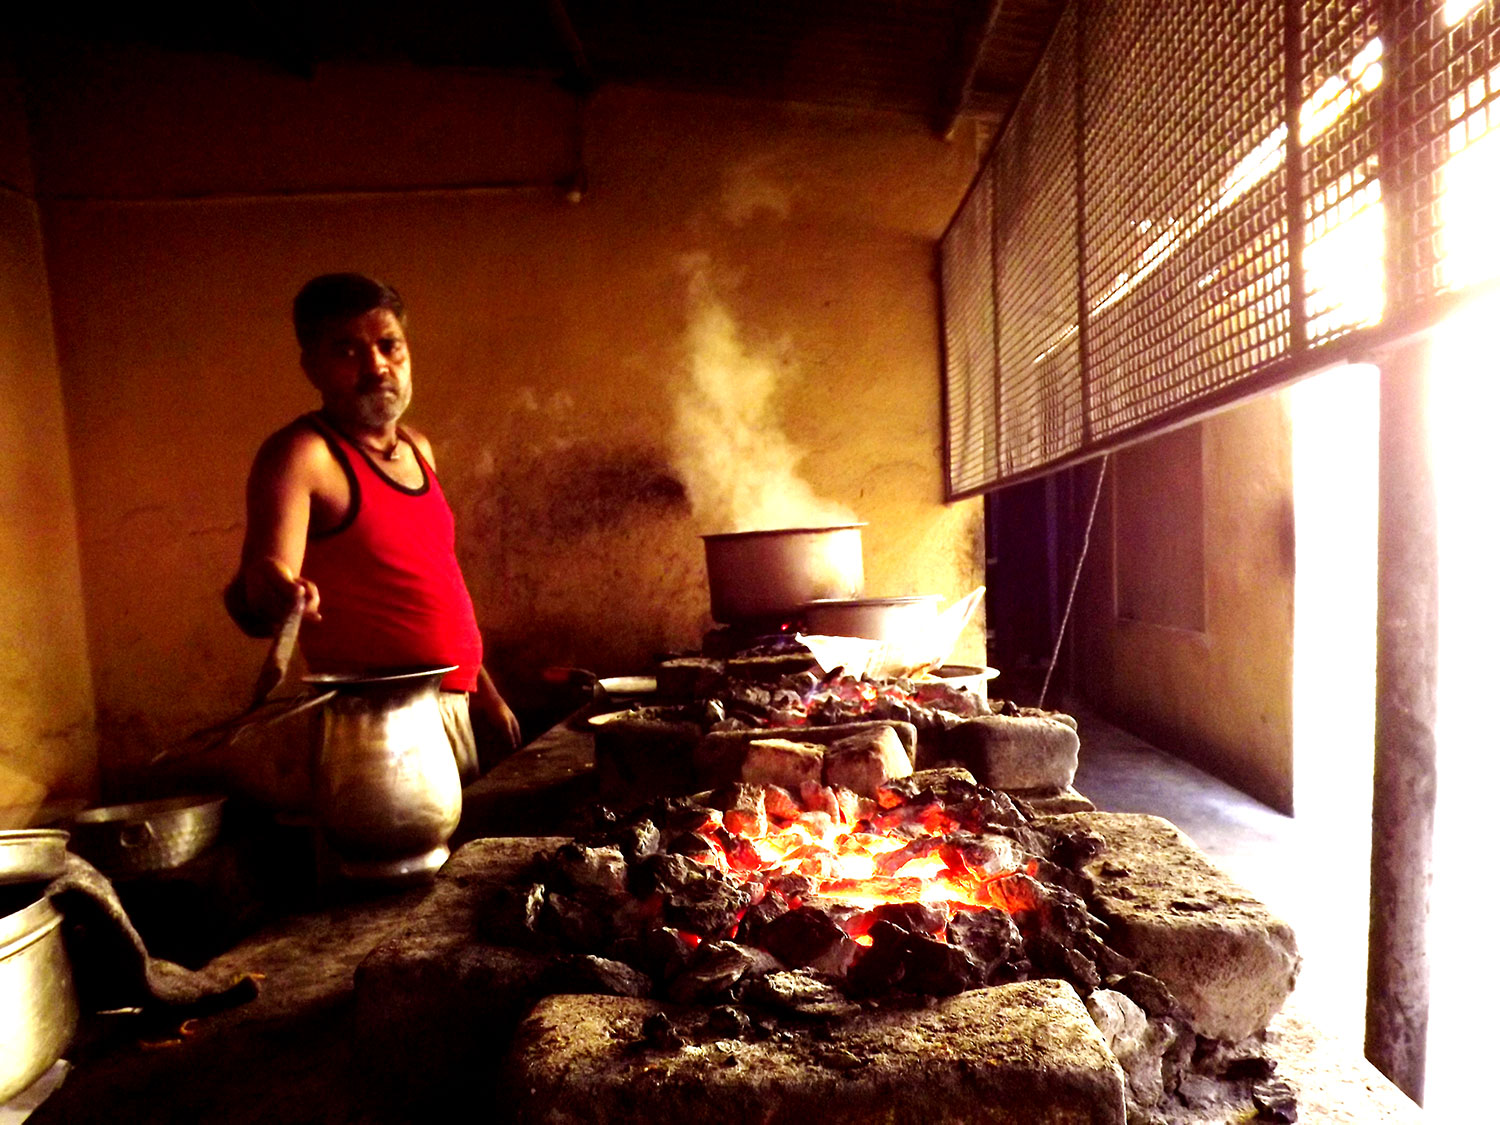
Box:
[933,0,1006,139]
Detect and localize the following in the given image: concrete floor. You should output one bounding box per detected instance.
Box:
[1068,700,1371,1049]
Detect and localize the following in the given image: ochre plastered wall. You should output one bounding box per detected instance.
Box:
[24,47,984,791]
[1072,396,1296,812]
[0,58,97,822]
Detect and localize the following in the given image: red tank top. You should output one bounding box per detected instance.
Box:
[298,415,483,692]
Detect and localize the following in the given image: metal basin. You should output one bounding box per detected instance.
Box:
[0,894,77,1102]
[70,795,226,878]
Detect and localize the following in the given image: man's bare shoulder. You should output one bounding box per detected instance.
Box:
[252,416,336,482]
[402,424,437,469]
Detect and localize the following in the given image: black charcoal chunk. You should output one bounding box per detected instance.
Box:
[755,908,859,976]
[1251,1076,1298,1122]
[641,1012,683,1051]
[639,926,697,979]
[741,970,857,1020]
[864,901,947,937]
[946,907,1023,965]
[706,1005,752,1039]
[475,881,547,948]
[543,892,613,951]
[667,941,779,1004]
[550,843,630,896]
[546,955,653,998]
[612,819,662,863]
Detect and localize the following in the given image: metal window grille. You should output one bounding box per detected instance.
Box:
[941,0,1500,497]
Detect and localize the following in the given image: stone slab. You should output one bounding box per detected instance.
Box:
[1014,785,1095,816]
[1039,812,1299,1043]
[945,714,1081,791]
[354,837,568,1113]
[695,720,917,790]
[456,717,596,841]
[507,980,1127,1125]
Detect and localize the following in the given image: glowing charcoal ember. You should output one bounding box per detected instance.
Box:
[872,836,943,876]
[876,767,979,808]
[743,739,825,789]
[797,781,840,819]
[505,769,1161,1009]
[937,834,1029,880]
[718,782,769,838]
[763,784,802,820]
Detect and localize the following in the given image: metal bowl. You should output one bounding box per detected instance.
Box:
[69,795,226,878]
[0,894,77,1102]
[0,830,69,887]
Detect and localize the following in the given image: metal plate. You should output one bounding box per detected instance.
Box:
[599,676,657,697]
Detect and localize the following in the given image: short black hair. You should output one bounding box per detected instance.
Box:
[292,273,407,350]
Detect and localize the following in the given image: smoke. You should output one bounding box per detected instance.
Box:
[671,263,858,533]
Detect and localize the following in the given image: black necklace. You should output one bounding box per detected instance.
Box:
[321,413,401,460]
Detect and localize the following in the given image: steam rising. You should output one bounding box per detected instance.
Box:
[671,271,857,533]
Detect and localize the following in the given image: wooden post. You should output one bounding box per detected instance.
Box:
[1365,338,1438,1103]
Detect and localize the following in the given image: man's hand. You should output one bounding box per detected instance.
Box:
[474,666,522,753]
[227,557,321,638]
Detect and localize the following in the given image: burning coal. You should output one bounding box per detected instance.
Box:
[480,770,1142,1007]
[670,259,856,533]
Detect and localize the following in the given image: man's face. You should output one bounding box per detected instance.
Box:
[302,308,413,430]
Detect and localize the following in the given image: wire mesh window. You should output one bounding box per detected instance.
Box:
[941,0,1500,496]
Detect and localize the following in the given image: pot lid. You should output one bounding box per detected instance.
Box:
[700,524,865,541]
[804,595,940,608]
[303,665,459,686]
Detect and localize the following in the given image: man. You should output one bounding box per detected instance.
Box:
[225,273,520,783]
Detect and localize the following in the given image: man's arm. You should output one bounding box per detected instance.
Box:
[226,426,326,637]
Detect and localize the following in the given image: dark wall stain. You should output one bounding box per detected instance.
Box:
[541,447,689,538]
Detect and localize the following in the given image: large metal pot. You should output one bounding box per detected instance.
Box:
[702,525,865,623]
[803,595,941,642]
[307,667,462,880]
[0,895,77,1102]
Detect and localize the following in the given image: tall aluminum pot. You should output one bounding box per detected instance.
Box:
[307,667,461,880]
[702,525,865,623]
[0,895,77,1102]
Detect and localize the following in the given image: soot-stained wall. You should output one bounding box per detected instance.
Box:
[0,59,96,820]
[24,47,985,791]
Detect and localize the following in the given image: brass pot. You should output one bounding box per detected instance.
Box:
[0,895,77,1102]
[307,667,462,880]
